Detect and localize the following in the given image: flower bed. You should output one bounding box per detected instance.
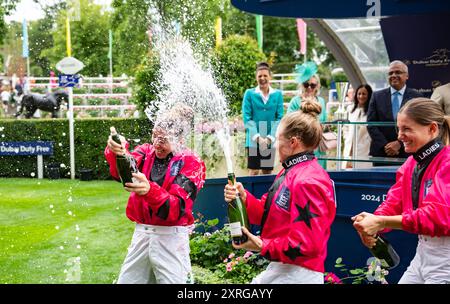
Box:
[189,217,391,284]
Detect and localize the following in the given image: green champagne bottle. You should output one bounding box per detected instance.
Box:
[227,172,250,245]
[110,127,138,187]
[369,235,400,269]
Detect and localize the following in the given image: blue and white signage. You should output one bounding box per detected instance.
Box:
[58,74,80,88]
[0,141,53,156]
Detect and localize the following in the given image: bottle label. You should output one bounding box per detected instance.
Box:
[229,222,242,237]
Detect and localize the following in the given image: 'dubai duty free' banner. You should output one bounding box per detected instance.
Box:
[380,13,450,97]
[0,141,53,156]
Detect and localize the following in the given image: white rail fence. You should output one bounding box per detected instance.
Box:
[24,76,136,118]
[17,74,300,118]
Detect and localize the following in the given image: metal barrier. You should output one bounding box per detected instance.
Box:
[320,121,407,170]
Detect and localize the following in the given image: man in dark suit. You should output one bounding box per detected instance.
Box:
[367,60,422,164]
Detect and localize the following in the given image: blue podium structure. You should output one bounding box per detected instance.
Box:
[194,167,417,283]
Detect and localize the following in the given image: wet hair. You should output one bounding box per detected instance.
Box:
[398,98,450,145]
[256,62,271,74]
[351,84,372,114]
[154,103,194,139]
[170,102,194,123]
[281,100,322,149]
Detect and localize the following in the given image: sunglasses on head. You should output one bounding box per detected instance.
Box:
[303,82,317,89]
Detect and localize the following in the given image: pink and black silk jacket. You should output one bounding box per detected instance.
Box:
[105,143,206,226]
[375,140,450,237]
[244,152,336,273]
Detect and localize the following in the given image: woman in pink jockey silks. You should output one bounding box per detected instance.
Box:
[105,103,206,284]
[224,100,336,284]
[353,98,450,284]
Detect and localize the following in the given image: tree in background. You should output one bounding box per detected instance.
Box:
[212,35,266,115]
[110,0,227,77]
[0,21,24,75]
[41,0,110,76]
[0,0,18,44]
[27,1,65,77]
[0,0,18,72]
[221,5,337,86]
[28,19,53,76]
[144,0,225,53]
[133,49,160,114]
[1,0,339,114]
[110,0,150,76]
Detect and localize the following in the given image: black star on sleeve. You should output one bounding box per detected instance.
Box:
[283,243,304,261]
[294,201,319,229]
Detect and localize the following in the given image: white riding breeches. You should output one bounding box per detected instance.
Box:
[398,235,450,284]
[251,261,323,284]
[117,223,193,284]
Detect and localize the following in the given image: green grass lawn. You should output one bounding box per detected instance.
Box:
[0,178,133,284]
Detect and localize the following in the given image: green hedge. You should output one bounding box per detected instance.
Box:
[0,118,152,180]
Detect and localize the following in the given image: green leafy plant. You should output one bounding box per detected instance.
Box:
[189,217,231,270]
[329,257,390,284]
[112,87,128,94]
[212,35,266,115]
[87,98,104,105]
[132,50,162,115]
[189,216,268,284]
[216,250,269,284]
[73,87,87,94]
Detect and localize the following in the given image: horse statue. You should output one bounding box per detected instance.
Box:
[15,91,69,118]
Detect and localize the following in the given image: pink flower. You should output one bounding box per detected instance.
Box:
[243,251,253,259]
[226,262,233,272]
[236,257,241,262]
[228,253,235,259]
[324,272,342,284]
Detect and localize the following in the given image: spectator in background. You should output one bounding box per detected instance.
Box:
[13,79,24,112]
[367,60,422,165]
[345,85,354,104]
[287,61,327,169]
[342,84,373,169]
[14,81,23,97]
[430,82,450,115]
[50,71,57,89]
[242,62,284,176]
[1,84,11,117]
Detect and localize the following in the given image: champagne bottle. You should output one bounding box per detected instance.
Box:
[227,172,250,245]
[369,235,400,269]
[110,127,138,186]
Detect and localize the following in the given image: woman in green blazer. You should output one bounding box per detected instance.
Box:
[242,62,284,175]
